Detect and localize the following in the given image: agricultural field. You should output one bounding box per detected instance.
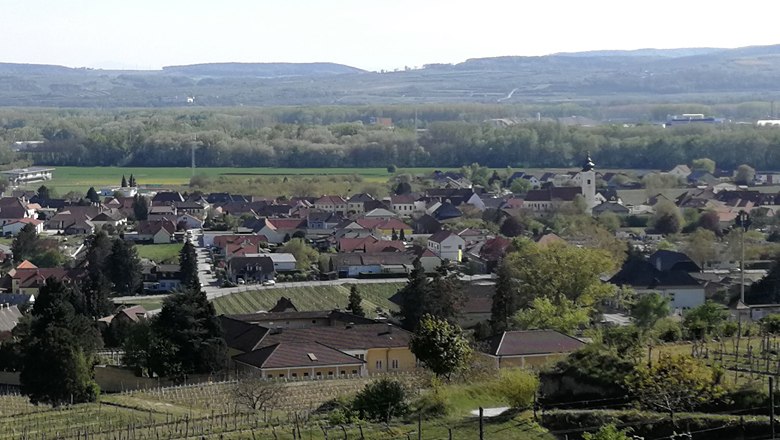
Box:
[31,166,451,195]
[135,243,183,264]
[212,283,404,315]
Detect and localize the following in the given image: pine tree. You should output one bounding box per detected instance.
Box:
[425,266,464,323]
[398,258,429,330]
[391,228,398,241]
[132,195,149,221]
[109,239,142,295]
[399,228,406,241]
[490,260,520,335]
[347,285,365,317]
[82,231,114,318]
[151,286,226,381]
[19,279,102,405]
[129,174,137,187]
[179,241,200,289]
[121,175,128,188]
[11,223,38,264]
[85,187,100,203]
[37,185,51,201]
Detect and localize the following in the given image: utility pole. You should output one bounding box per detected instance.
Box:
[737,210,751,304]
[771,376,776,440]
[479,407,484,440]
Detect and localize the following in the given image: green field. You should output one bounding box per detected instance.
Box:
[213,282,404,315]
[135,243,183,264]
[30,166,454,194]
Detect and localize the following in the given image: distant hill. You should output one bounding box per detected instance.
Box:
[161,62,364,77]
[553,47,723,58]
[0,44,780,107]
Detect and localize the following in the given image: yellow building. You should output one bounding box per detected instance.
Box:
[233,342,366,379]
[482,330,586,369]
[222,312,417,376]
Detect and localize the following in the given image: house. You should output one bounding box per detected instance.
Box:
[523,187,583,214]
[687,171,718,186]
[151,191,185,205]
[354,218,412,238]
[338,236,405,253]
[427,230,466,262]
[268,253,297,272]
[432,202,463,221]
[2,218,43,236]
[142,264,182,292]
[172,201,208,219]
[134,220,176,244]
[329,253,415,277]
[363,208,398,220]
[229,322,415,375]
[307,212,344,230]
[65,219,95,235]
[89,211,128,230]
[666,165,692,179]
[468,236,512,273]
[314,196,348,215]
[592,202,630,216]
[227,256,275,283]
[609,257,705,313]
[482,330,586,368]
[98,305,147,330]
[0,260,73,296]
[234,342,367,378]
[389,195,416,218]
[412,214,442,234]
[347,193,375,215]
[0,304,22,340]
[245,218,307,244]
[177,213,204,230]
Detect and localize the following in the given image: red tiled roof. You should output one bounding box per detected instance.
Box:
[266,218,307,230]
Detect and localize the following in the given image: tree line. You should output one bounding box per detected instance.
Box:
[2,109,780,170]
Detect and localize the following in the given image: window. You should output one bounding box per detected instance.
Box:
[587,179,592,185]
[292,373,297,378]
[391,360,399,369]
[328,371,334,376]
[304,372,309,377]
[316,372,322,376]
[376,360,383,370]
[279,373,284,378]
[352,369,358,374]
[356,354,365,360]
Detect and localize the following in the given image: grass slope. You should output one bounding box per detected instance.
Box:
[212,283,404,315]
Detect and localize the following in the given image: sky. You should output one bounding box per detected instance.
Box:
[3,0,780,71]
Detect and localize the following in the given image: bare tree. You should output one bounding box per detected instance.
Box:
[232,371,284,411]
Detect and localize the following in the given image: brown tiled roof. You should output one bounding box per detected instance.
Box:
[524,187,582,202]
[233,342,365,369]
[484,330,585,356]
[428,230,456,243]
[220,315,270,352]
[314,195,347,205]
[260,323,410,350]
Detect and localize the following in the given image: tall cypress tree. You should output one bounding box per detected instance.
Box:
[398,258,429,330]
[347,285,365,317]
[19,279,102,406]
[490,260,520,335]
[109,239,142,295]
[83,231,115,318]
[121,175,128,188]
[179,241,200,289]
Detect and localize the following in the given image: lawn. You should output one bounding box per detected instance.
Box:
[134,243,182,263]
[212,282,404,315]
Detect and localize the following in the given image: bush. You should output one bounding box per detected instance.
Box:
[494,368,539,409]
[721,320,738,337]
[411,384,448,419]
[353,379,408,422]
[652,318,682,342]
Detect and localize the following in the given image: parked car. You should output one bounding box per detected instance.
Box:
[237,278,245,285]
[262,280,276,286]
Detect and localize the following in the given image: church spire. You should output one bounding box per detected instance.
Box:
[582,152,595,172]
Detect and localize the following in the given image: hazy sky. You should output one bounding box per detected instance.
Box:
[4,0,780,71]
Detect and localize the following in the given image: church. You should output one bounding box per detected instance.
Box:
[522,154,597,215]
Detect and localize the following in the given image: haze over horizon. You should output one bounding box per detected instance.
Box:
[4,0,780,72]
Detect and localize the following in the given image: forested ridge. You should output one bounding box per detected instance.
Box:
[2,108,780,170]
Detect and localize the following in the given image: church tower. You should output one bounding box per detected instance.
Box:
[581,152,597,213]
